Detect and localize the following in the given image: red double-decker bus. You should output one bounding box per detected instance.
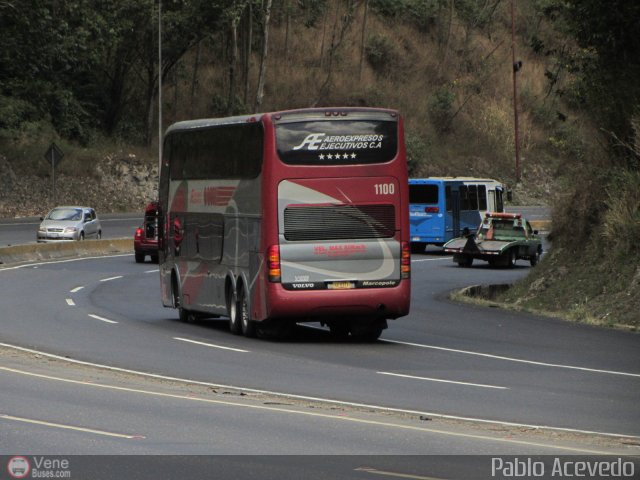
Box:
[158,107,410,341]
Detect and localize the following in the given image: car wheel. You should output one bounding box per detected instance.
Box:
[151,254,159,264]
[135,252,145,263]
[79,231,85,241]
[228,289,242,335]
[97,230,102,240]
[178,306,196,323]
[239,288,257,338]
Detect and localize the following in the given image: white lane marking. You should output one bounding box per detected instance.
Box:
[0,254,132,272]
[65,298,76,306]
[382,339,640,378]
[354,467,444,480]
[100,275,123,282]
[0,342,636,440]
[378,371,508,390]
[88,314,118,324]
[0,413,142,439]
[0,365,616,455]
[144,269,159,274]
[174,337,249,353]
[411,257,452,262]
[70,286,84,293]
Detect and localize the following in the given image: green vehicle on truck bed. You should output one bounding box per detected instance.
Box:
[443,212,542,268]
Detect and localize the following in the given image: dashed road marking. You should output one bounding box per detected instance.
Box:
[88,314,118,324]
[378,371,508,390]
[174,337,249,353]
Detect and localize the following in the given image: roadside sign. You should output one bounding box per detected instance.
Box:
[44,142,64,167]
[43,142,64,205]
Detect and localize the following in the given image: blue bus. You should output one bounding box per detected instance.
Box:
[409,177,505,252]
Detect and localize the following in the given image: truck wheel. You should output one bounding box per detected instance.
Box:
[410,242,425,254]
[507,250,517,268]
[457,257,473,267]
[530,250,540,267]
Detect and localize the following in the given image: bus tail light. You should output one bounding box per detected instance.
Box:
[401,242,411,279]
[425,206,439,213]
[268,245,281,283]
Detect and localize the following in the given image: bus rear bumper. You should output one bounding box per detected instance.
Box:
[265,281,411,320]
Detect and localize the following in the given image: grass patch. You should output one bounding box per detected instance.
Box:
[496,244,640,330]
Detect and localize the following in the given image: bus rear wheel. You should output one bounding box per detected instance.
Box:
[228,289,242,335]
[349,318,387,342]
[238,288,257,338]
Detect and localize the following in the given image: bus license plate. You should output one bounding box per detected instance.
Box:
[328,281,355,290]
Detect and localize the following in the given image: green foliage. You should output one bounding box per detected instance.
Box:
[427,88,455,134]
[0,96,39,133]
[0,0,226,145]
[365,34,396,75]
[298,0,328,28]
[601,169,640,255]
[547,122,585,161]
[405,132,430,176]
[541,0,640,148]
[370,0,444,31]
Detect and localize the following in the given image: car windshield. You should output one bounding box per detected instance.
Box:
[47,208,83,221]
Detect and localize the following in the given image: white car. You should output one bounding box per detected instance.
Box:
[37,206,102,242]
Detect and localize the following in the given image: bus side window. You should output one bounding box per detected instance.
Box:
[460,186,469,210]
[445,186,451,211]
[478,186,487,211]
[468,185,478,210]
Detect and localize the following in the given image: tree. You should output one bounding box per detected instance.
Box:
[555,0,640,157]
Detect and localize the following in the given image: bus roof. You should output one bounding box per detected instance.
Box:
[164,107,400,135]
[409,177,503,184]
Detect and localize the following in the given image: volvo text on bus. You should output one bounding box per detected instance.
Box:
[158,108,411,341]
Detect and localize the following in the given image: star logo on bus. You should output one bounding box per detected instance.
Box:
[319,154,325,160]
[342,153,349,159]
[351,153,357,159]
[327,153,333,160]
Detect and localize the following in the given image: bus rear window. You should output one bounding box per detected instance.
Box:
[275,120,397,165]
[409,184,439,204]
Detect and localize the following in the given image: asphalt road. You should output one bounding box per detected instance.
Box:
[1,249,638,438]
[2,207,639,476]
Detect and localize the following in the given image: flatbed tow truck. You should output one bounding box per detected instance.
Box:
[443,212,543,268]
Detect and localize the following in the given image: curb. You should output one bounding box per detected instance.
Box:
[0,238,133,267]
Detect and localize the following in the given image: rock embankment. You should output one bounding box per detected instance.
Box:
[0,154,158,218]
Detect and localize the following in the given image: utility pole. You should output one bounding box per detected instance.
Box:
[158,0,162,172]
[511,0,521,183]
